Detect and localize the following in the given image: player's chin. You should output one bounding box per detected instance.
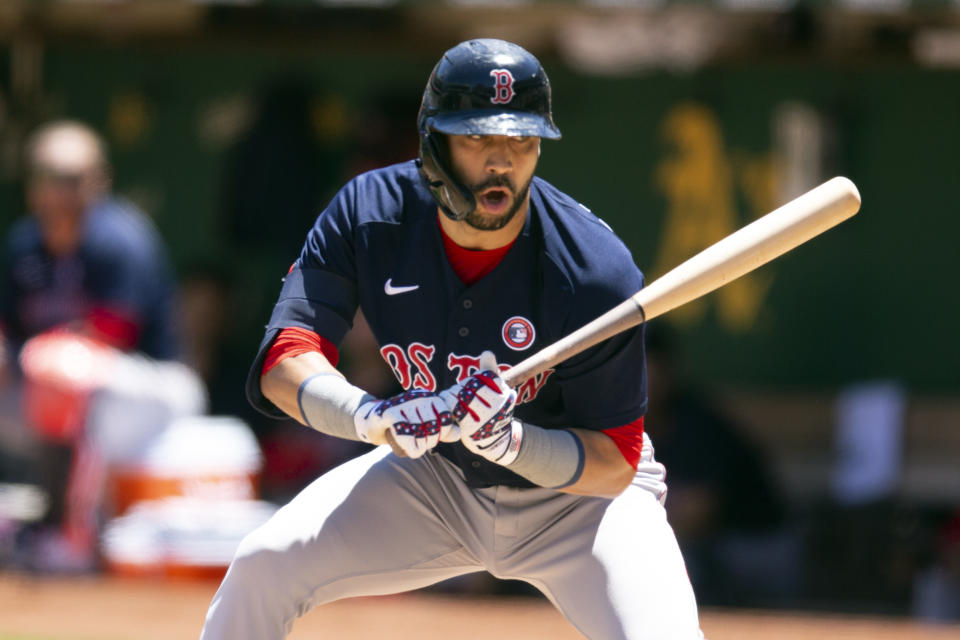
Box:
[465,208,515,231]
[466,196,515,229]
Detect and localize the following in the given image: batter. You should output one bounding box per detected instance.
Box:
[201,39,702,639]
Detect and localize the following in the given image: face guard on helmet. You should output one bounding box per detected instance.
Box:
[417,39,562,222]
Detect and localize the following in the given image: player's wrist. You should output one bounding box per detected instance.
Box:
[505,422,585,489]
[451,350,522,464]
[298,372,376,442]
[352,399,384,444]
[471,417,523,466]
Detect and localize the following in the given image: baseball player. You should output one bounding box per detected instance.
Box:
[201,39,702,639]
[1,121,178,362]
[0,121,182,569]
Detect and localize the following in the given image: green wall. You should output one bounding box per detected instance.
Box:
[4,43,956,392]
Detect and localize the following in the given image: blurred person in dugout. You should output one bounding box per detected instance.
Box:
[644,322,801,607]
[913,508,960,622]
[0,120,205,571]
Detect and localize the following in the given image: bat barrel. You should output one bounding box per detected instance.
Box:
[634,176,860,321]
[503,176,861,388]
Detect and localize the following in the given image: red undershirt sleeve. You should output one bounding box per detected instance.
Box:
[261,326,340,376]
[601,416,645,470]
[87,306,141,351]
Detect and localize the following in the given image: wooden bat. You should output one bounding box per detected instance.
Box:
[375,176,859,449]
[502,176,861,388]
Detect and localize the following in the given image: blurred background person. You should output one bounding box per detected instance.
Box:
[644,322,801,607]
[0,120,202,571]
[2,121,178,361]
[213,81,345,502]
[213,85,416,503]
[913,508,960,622]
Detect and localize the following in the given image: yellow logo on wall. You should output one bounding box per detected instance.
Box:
[654,102,778,332]
[109,91,151,149]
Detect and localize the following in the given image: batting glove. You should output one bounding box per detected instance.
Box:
[449,351,522,466]
[354,389,458,459]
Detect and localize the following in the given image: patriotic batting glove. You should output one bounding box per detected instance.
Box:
[354,389,458,459]
[449,351,522,466]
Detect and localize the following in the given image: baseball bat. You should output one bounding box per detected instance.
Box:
[501,176,861,388]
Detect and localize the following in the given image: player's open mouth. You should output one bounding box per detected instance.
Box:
[478,188,511,213]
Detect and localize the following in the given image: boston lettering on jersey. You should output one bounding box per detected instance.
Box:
[247,161,648,488]
[380,342,553,404]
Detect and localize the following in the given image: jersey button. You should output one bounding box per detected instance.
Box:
[458,326,469,337]
[471,461,482,468]
[462,299,473,309]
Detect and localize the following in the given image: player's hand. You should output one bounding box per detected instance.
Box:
[354,389,458,459]
[449,351,522,465]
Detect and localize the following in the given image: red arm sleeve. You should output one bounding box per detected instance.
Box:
[261,327,340,376]
[602,416,645,470]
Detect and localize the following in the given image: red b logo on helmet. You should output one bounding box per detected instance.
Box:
[490,69,515,105]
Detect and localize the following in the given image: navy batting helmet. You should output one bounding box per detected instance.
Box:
[417,39,562,221]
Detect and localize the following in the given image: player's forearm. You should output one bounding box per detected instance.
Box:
[502,423,634,499]
[261,351,339,424]
[553,428,635,499]
[261,351,376,444]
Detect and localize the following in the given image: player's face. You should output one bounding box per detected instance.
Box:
[447,134,540,231]
[27,170,100,257]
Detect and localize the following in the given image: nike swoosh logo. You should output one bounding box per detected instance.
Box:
[384,278,420,296]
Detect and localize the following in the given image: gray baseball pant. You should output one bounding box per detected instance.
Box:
[200,438,702,639]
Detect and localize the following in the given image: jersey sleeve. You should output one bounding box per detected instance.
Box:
[88,242,155,316]
[83,206,179,360]
[245,182,361,417]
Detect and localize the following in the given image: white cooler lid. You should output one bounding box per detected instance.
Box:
[132,415,263,475]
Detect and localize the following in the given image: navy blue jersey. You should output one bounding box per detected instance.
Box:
[0,197,179,361]
[248,160,646,487]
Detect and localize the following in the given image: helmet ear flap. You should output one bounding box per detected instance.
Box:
[417,130,475,222]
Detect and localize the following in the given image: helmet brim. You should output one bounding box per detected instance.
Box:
[430,110,561,140]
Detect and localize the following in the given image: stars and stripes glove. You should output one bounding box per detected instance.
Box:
[449,351,522,466]
[354,388,459,459]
